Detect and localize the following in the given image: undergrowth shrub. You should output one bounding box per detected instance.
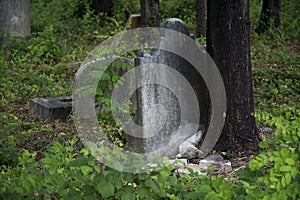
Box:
[1,106,299,199]
[0,137,238,199]
[237,109,300,200]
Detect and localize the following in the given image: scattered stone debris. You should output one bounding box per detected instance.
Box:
[198,153,232,172]
[258,126,274,141]
[176,130,202,158]
[177,163,207,175]
[174,153,232,176]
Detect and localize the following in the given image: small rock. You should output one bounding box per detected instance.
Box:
[177,163,207,175]
[167,158,188,168]
[205,153,224,162]
[223,161,232,171]
[259,126,274,134]
[198,153,232,172]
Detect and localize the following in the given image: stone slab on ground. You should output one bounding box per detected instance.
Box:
[29,96,72,121]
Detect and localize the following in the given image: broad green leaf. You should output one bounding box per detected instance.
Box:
[285,173,292,185]
[281,176,286,187]
[205,191,219,200]
[276,182,281,191]
[278,190,287,200]
[80,165,93,176]
[280,148,289,158]
[70,180,82,188]
[69,157,89,167]
[84,194,97,200]
[138,173,147,181]
[185,192,204,200]
[110,176,123,190]
[258,141,269,148]
[65,188,82,200]
[285,158,295,165]
[83,185,95,195]
[96,181,115,198]
[280,166,291,172]
[137,187,150,199]
[291,167,297,178]
[145,179,159,191]
[121,191,135,200]
[197,185,211,193]
[93,173,105,183]
[270,176,279,182]
[40,157,54,165]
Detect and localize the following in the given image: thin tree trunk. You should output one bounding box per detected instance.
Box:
[140,0,160,27]
[207,0,259,153]
[196,0,207,38]
[256,0,281,34]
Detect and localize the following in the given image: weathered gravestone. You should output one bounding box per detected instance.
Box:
[125,14,142,30]
[125,18,210,157]
[0,0,31,45]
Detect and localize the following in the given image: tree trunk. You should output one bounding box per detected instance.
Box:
[0,0,31,44]
[196,0,207,38]
[140,0,160,27]
[256,0,281,34]
[91,0,113,16]
[207,0,259,153]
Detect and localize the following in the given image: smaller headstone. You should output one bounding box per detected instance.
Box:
[125,14,141,29]
[29,96,72,121]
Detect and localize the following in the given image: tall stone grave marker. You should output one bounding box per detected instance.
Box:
[126,19,210,157]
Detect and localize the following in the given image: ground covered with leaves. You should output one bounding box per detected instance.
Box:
[1,0,300,199]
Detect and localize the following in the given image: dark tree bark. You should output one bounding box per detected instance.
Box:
[0,0,31,45]
[196,0,207,38]
[140,0,160,27]
[256,0,281,34]
[207,0,259,153]
[91,0,113,16]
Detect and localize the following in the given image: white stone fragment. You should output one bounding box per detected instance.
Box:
[186,130,203,145]
[177,141,202,158]
[177,164,207,175]
[198,153,232,172]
